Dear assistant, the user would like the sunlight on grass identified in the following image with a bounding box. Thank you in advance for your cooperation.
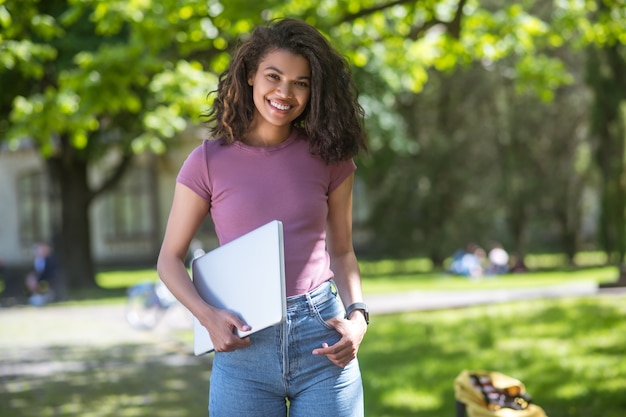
[525,251,608,268]
[381,388,441,412]
[91,255,619,300]
[554,382,589,400]
[360,295,626,417]
[360,257,434,275]
[3,293,626,417]
[96,269,158,289]
[360,265,617,294]
[8,255,624,417]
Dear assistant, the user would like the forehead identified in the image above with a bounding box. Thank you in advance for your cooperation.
[257,49,311,76]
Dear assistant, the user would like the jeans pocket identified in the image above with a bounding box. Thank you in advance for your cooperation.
[312,295,342,330]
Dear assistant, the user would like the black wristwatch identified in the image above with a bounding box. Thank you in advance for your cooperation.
[345,302,369,325]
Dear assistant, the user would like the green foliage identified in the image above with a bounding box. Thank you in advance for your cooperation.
[0,0,619,162]
[1,0,625,280]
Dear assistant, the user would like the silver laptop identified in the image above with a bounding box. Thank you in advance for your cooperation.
[191,220,286,356]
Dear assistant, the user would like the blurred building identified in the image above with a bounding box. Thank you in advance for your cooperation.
[0,133,218,270]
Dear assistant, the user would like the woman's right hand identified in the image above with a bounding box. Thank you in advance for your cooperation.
[156,184,252,352]
[201,305,252,352]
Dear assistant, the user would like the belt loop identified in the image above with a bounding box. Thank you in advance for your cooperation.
[305,292,315,316]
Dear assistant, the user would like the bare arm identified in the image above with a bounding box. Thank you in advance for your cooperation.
[157,183,250,352]
[312,173,367,366]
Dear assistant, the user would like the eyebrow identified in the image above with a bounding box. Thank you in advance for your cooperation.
[264,65,311,80]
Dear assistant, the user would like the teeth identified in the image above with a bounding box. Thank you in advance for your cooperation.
[270,100,291,111]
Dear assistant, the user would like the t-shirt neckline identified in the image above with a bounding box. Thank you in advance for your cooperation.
[233,129,300,153]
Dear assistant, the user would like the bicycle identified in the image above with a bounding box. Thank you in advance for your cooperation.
[125,279,178,330]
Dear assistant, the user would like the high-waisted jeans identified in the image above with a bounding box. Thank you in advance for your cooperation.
[208,280,364,416]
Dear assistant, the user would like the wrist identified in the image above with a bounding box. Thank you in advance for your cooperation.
[348,309,368,325]
[345,302,369,325]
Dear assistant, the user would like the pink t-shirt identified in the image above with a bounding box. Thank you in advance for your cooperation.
[177,128,356,296]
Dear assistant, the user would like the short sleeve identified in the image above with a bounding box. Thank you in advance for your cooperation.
[328,158,357,193]
[176,141,212,203]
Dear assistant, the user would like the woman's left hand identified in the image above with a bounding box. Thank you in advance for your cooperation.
[312,314,367,367]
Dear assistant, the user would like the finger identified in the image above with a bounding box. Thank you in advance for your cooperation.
[225,313,251,333]
[312,342,331,355]
[235,320,252,333]
[325,317,341,326]
[215,332,251,352]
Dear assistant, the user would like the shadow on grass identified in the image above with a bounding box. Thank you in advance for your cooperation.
[0,343,212,417]
[2,296,625,417]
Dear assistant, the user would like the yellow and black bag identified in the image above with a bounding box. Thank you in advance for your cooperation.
[454,370,547,417]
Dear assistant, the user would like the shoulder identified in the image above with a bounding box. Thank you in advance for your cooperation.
[185,138,229,163]
[200,137,227,154]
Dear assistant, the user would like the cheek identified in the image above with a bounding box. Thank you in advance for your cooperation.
[252,87,267,106]
[299,90,311,107]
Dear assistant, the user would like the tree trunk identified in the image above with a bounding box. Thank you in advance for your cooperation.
[48,140,97,289]
[586,41,626,278]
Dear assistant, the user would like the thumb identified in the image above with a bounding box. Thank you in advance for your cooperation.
[230,315,251,333]
[324,316,342,329]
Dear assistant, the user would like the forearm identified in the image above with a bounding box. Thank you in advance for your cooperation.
[156,253,213,321]
[330,250,364,308]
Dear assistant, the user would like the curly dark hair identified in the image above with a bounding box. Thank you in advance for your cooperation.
[206,18,367,163]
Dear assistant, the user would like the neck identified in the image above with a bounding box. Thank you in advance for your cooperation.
[243,121,292,147]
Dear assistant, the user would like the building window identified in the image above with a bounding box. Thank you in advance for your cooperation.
[17,171,51,246]
[103,165,155,241]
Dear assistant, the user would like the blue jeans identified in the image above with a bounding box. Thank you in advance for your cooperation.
[208,280,364,416]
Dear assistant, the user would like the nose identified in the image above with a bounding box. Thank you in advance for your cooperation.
[277,82,293,98]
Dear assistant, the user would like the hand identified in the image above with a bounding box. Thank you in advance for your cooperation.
[201,307,252,352]
[312,313,367,367]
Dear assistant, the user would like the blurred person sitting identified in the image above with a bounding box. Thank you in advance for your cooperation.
[449,242,485,279]
[25,242,57,306]
[486,243,509,275]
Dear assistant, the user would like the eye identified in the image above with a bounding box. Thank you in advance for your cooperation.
[266,73,280,81]
[295,81,310,88]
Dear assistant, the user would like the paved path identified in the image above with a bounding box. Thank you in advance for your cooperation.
[366,281,611,314]
[2,281,624,350]
[0,302,193,349]
[1,282,625,379]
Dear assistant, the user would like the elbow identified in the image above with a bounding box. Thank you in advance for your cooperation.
[156,249,180,282]
[156,252,167,281]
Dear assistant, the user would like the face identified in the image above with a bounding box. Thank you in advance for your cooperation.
[247,49,311,132]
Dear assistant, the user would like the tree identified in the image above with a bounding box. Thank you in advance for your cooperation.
[0,0,268,288]
[3,0,624,288]
[1,0,548,286]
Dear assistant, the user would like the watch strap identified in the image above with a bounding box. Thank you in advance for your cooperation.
[345,302,369,325]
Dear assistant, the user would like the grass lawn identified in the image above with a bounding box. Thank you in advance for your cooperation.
[361,294,626,417]
[74,259,618,306]
[2,254,624,416]
[2,294,624,417]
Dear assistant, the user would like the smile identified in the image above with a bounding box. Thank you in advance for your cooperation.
[269,100,292,111]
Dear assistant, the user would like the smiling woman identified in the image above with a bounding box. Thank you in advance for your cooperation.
[245,49,311,146]
[155,18,369,417]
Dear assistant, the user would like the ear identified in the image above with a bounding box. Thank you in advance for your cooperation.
[247,73,254,86]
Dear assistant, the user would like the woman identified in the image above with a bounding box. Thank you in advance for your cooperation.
[157,18,368,416]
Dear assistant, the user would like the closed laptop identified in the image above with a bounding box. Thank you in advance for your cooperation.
[191,220,286,356]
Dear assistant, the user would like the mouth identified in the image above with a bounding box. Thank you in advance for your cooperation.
[268,99,292,112]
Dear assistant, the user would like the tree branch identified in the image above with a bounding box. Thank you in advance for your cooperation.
[338,0,417,23]
[336,0,468,41]
[92,153,134,202]
[448,0,467,39]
